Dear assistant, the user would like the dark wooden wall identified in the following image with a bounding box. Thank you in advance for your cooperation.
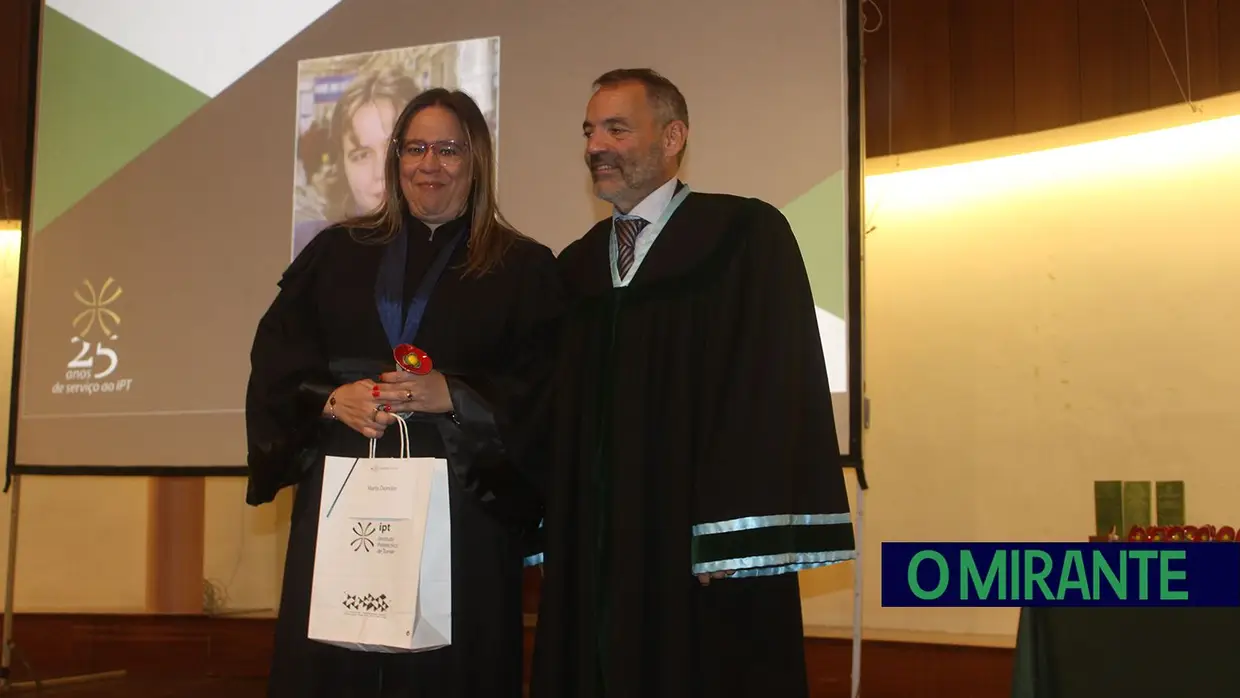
[4,613,1016,698]
[863,0,1240,157]
[0,0,36,222]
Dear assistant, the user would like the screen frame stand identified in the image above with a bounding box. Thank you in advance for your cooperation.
[0,3,124,691]
[0,476,127,692]
[0,473,127,689]
[850,477,865,698]
[846,0,867,696]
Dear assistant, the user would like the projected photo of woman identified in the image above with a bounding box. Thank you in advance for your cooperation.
[291,70,418,256]
[250,84,560,697]
[291,38,501,259]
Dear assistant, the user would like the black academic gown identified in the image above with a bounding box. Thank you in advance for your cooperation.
[529,188,856,698]
[245,210,563,698]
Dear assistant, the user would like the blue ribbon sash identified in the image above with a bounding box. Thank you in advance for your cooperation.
[374,222,468,349]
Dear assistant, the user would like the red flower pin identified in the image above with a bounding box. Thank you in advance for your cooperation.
[393,344,433,375]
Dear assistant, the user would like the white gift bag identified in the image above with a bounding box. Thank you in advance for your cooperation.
[307,415,452,653]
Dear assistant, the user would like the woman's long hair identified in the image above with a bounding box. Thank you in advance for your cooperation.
[343,87,525,277]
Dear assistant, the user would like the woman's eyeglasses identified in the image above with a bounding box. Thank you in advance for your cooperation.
[396,139,468,166]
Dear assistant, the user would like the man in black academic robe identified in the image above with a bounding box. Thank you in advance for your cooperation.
[529,69,857,698]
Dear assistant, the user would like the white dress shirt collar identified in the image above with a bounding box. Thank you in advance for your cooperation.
[614,176,679,223]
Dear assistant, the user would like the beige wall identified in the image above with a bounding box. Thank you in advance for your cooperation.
[3,92,1238,648]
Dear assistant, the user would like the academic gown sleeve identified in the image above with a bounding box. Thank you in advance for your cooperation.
[244,232,336,507]
[433,241,565,554]
[690,199,857,578]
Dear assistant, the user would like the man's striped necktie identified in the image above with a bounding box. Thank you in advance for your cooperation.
[615,216,649,279]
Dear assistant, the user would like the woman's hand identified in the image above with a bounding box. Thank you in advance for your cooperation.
[323,379,399,439]
[375,369,454,414]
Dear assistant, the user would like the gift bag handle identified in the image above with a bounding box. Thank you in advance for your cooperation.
[367,413,411,459]
[324,416,411,521]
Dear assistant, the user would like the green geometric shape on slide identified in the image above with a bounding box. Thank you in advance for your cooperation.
[30,8,209,234]
[782,170,847,319]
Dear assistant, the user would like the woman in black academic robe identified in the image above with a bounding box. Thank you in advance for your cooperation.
[245,88,563,698]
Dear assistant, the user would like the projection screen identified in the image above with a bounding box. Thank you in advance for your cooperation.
[10,0,863,475]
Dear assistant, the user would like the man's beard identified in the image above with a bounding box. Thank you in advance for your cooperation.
[588,145,663,206]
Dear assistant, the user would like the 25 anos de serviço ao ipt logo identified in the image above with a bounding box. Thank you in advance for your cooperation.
[52,277,134,397]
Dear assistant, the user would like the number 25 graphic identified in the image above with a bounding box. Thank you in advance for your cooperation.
[69,337,118,378]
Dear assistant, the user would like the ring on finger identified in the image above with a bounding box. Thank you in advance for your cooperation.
[405,390,413,401]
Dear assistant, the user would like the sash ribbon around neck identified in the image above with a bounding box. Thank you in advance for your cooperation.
[609,183,691,287]
[374,222,468,349]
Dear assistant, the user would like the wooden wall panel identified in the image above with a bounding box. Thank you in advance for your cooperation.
[1013,0,1081,133]
[1143,0,1194,108]
[1078,0,1152,122]
[1140,0,1224,108]
[861,0,892,156]
[0,0,35,223]
[863,0,1238,158]
[885,0,953,154]
[1,613,1015,698]
[1218,0,1240,94]
[948,0,1015,144]
[1184,0,1222,100]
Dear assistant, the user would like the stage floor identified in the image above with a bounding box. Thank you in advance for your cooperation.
[14,678,266,697]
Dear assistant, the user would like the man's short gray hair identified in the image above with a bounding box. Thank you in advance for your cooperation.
[592,68,689,129]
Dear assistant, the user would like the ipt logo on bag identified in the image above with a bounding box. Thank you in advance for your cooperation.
[351,522,377,551]
[351,520,401,555]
